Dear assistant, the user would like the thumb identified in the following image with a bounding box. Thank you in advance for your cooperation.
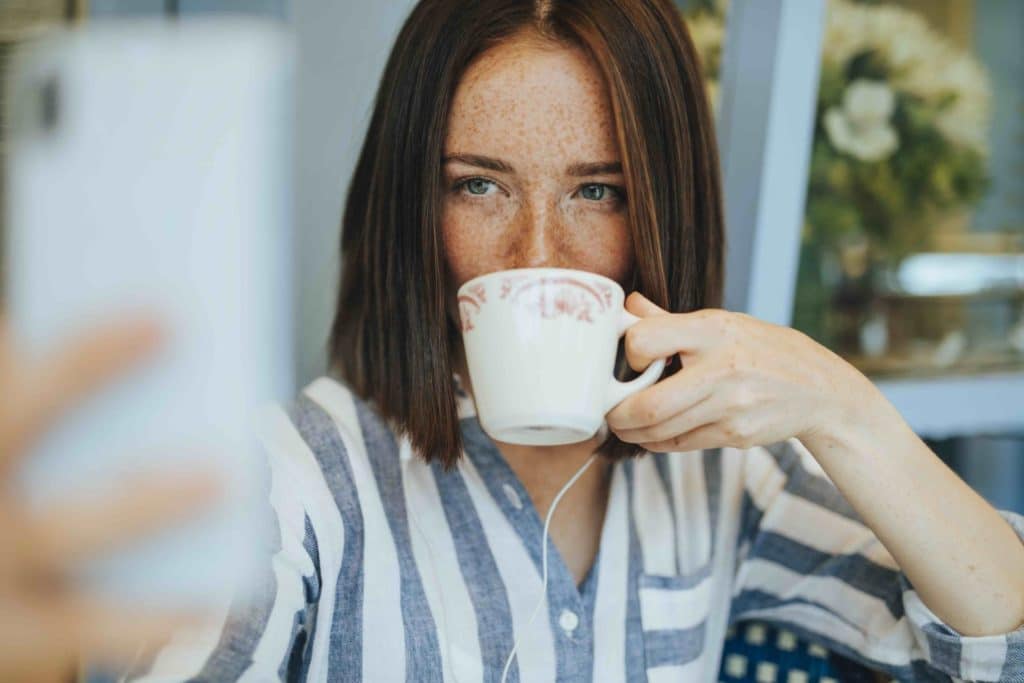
[625,291,668,317]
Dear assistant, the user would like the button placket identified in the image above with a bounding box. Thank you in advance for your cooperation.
[558,608,579,633]
[459,423,594,664]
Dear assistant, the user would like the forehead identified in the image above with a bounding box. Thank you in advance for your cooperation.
[444,35,619,165]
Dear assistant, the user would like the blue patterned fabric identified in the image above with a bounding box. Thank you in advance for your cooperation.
[107,375,1024,681]
[718,620,889,683]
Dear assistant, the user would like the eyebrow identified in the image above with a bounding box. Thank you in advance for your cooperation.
[442,154,622,177]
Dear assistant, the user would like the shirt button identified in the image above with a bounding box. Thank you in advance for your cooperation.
[559,609,579,633]
[502,483,523,510]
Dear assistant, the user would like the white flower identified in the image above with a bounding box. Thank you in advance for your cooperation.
[822,0,871,66]
[933,56,992,151]
[824,79,899,162]
[679,0,992,155]
[823,0,991,155]
[842,79,895,128]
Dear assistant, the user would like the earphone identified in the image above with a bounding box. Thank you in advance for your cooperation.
[500,452,598,683]
[407,418,608,683]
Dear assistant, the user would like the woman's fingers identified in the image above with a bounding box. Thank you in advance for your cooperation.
[0,314,165,468]
[623,296,729,369]
[612,391,723,447]
[639,421,729,454]
[30,468,222,570]
[70,597,211,671]
[0,466,219,681]
[0,593,79,683]
[606,361,717,432]
[0,591,209,682]
[0,315,218,680]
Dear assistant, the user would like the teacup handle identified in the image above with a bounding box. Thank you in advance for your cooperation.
[602,308,667,414]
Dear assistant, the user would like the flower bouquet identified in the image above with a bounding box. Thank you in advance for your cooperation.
[684,0,994,358]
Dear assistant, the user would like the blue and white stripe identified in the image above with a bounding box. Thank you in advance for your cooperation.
[125,374,1024,682]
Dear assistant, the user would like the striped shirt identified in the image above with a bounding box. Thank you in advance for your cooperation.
[126,373,1024,682]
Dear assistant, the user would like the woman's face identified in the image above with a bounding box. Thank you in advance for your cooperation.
[441,33,633,296]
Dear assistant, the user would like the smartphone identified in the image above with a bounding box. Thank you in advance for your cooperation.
[3,18,295,610]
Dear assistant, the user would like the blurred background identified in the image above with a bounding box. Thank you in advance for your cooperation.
[0,0,1020,519]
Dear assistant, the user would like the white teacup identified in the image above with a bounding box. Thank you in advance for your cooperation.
[456,267,667,446]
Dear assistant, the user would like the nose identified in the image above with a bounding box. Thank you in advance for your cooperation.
[509,202,569,270]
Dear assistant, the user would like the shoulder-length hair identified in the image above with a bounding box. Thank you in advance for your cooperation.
[329,0,725,471]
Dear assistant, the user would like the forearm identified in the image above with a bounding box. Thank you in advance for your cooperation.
[800,370,1024,637]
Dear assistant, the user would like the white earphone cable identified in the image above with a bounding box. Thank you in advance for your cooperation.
[500,452,597,683]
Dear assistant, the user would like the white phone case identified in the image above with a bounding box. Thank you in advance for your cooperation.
[3,18,295,609]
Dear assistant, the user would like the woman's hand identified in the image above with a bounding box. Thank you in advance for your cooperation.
[606,292,870,453]
[607,294,1024,639]
[0,314,219,683]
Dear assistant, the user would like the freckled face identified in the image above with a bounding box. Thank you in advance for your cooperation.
[441,34,634,295]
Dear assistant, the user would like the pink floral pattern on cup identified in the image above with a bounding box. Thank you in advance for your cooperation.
[457,283,487,332]
[459,275,615,333]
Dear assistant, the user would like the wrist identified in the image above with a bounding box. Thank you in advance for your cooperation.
[799,359,895,455]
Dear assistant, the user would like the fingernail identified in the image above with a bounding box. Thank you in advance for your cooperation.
[635,293,656,307]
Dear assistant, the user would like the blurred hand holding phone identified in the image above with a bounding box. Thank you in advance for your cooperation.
[3,18,295,613]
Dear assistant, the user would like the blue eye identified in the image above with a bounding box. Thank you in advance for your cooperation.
[459,178,495,195]
[580,183,625,203]
[452,178,625,205]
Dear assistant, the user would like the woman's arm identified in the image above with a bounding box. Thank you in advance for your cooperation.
[607,293,1024,638]
[799,371,1024,637]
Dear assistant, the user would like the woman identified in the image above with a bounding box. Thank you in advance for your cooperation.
[4,0,1023,681]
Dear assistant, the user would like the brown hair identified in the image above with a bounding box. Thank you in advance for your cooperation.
[329,0,725,470]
